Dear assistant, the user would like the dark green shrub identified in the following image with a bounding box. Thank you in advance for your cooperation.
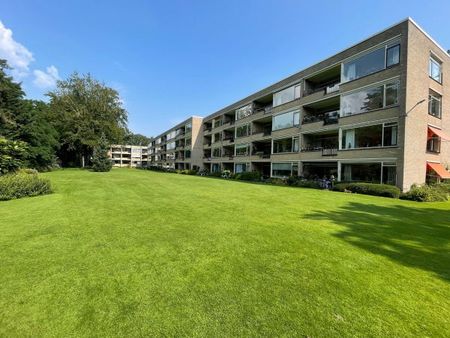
[235,171,261,181]
[0,137,28,175]
[333,182,401,198]
[179,169,197,175]
[269,178,287,185]
[400,185,448,202]
[286,175,299,186]
[209,172,222,177]
[0,171,52,201]
[296,180,322,189]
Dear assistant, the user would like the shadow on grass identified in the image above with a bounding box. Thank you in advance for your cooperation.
[305,202,450,281]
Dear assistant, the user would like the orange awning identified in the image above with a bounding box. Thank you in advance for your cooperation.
[427,162,450,179]
[428,126,450,140]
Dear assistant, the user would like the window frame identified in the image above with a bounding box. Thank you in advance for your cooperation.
[273,84,301,107]
[272,136,300,154]
[341,39,401,83]
[340,122,398,150]
[429,56,442,83]
[428,91,442,119]
[340,79,400,117]
[272,110,300,131]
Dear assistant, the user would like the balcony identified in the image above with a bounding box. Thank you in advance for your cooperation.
[302,110,339,125]
[303,64,341,97]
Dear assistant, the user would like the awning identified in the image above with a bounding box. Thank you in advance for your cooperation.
[428,126,450,140]
[427,162,450,179]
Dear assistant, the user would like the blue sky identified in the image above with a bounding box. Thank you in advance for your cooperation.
[2,0,450,136]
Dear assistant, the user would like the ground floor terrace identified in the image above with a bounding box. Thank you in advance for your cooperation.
[203,159,399,186]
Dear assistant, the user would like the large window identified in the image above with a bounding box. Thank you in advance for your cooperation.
[429,56,442,83]
[236,104,253,120]
[185,123,192,133]
[272,137,299,153]
[429,91,442,118]
[167,130,177,140]
[166,141,176,150]
[185,150,191,158]
[272,110,300,131]
[341,162,396,185]
[185,138,192,147]
[212,147,221,157]
[341,122,397,149]
[342,42,400,82]
[213,118,222,129]
[341,80,399,117]
[273,84,301,107]
[235,143,250,156]
[236,124,251,138]
[272,162,298,178]
[235,163,248,173]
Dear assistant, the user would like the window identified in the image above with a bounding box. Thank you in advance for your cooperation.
[386,45,400,67]
[341,80,399,117]
[341,122,397,149]
[235,163,247,173]
[236,124,251,138]
[166,142,176,150]
[342,42,400,82]
[273,137,298,153]
[212,147,221,157]
[385,82,399,106]
[236,104,253,120]
[383,123,398,147]
[342,163,381,183]
[213,133,222,143]
[429,91,442,118]
[212,163,221,173]
[272,110,300,131]
[185,138,192,146]
[272,163,297,177]
[429,56,442,83]
[273,84,301,107]
[185,123,192,133]
[213,118,222,128]
[185,150,191,158]
[427,136,441,153]
[167,130,177,140]
[235,144,250,156]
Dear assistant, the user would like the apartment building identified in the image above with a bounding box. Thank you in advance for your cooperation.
[109,145,148,168]
[148,18,450,191]
[148,116,203,170]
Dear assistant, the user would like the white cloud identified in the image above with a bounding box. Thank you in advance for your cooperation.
[0,21,34,78]
[33,65,60,89]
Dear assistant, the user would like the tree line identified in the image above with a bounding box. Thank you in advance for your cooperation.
[0,59,151,172]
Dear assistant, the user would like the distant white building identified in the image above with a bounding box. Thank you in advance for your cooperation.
[109,145,148,168]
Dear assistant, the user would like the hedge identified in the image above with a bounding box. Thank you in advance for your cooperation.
[333,182,401,198]
[0,171,52,201]
[400,184,448,202]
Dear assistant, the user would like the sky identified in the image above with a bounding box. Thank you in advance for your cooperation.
[1,0,450,137]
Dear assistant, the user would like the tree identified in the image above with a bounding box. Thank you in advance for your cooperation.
[0,60,58,170]
[47,72,128,167]
[123,132,151,145]
[0,60,26,137]
[91,133,112,172]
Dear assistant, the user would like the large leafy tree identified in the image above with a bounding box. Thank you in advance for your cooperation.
[0,60,58,170]
[0,60,24,137]
[123,132,151,145]
[48,73,128,167]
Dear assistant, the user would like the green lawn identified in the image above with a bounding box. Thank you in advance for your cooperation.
[0,169,449,337]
